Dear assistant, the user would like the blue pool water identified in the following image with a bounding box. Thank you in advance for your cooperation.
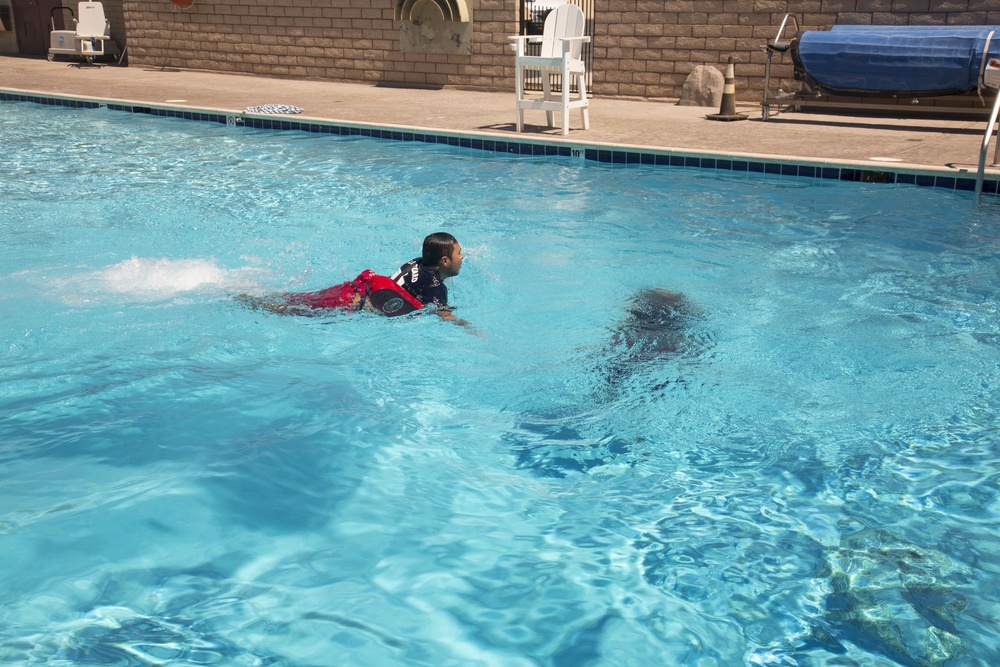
[2,101,1000,666]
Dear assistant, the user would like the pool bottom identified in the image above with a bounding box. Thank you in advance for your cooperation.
[2,98,999,666]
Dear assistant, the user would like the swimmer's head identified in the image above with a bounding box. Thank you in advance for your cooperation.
[423,232,463,278]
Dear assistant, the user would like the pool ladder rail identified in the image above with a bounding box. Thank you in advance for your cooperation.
[761,13,799,121]
[976,54,1000,198]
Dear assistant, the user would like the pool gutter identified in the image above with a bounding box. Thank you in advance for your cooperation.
[3,87,998,197]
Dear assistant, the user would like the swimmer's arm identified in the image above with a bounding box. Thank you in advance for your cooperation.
[436,306,481,334]
[436,307,465,325]
[438,310,471,326]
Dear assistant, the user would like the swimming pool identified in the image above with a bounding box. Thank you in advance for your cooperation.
[2,99,999,666]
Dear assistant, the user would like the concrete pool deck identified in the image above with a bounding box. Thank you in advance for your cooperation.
[3,54,999,182]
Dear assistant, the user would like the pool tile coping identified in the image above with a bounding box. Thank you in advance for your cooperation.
[3,89,997,196]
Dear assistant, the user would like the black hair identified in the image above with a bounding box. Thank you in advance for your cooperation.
[421,232,457,266]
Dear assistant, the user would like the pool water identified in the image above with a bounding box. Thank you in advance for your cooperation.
[2,101,999,666]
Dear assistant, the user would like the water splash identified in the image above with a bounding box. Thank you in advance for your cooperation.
[68,257,265,303]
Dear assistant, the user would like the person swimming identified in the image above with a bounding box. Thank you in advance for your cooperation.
[599,287,711,394]
[611,288,700,356]
[390,231,467,323]
[236,232,470,325]
[507,288,712,477]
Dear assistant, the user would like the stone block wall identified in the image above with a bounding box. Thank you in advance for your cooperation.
[120,0,1000,100]
[594,0,1000,99]
[121,0,516,89]
[93,0,127,54]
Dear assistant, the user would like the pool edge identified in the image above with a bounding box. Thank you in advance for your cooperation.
[3,87,998,197]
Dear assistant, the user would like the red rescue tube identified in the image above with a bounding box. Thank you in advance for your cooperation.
[170,0,195,8]
[364,274,423,317]
[284,270,372,310]
[283,271,423,317]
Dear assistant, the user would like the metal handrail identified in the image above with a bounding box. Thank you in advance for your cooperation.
[762,14,800,120]
[50,5,75,31]
[773,13,799,46]
[976,90,1000,198]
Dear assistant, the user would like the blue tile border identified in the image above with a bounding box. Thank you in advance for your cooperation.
[2,90,996,196]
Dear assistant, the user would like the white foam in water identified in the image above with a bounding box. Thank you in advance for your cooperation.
[71,256,264,303]
[460,244,489,262]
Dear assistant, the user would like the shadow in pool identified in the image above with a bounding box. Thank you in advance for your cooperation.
[598,287,711,396]
[200,428,369,532]
[802,519,971,666]
[506,288,714,477]
[506,417,637,478]
[25,562,275,666]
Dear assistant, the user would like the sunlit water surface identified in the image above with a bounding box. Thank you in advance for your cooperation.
[2,102,1000,666]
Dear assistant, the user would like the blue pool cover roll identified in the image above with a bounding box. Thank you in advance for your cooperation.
[793,25,1000,97]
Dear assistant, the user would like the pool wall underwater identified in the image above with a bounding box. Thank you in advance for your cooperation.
[3,89,998,196]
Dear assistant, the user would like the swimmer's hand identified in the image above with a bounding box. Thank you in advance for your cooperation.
[437,308,486,337]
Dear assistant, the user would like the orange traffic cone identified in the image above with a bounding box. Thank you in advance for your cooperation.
[706,56,748,121]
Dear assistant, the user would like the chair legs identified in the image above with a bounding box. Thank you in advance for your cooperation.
[514,67,589,135]
[542,74,555,128]
[515,66,525,133]
[556,71,588,136]
[561,82,570,136]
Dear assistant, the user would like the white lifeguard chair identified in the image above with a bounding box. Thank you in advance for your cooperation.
[48,2,114,65]
[508,3,590,135]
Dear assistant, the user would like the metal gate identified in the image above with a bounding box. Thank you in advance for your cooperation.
[518,0,594,94]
